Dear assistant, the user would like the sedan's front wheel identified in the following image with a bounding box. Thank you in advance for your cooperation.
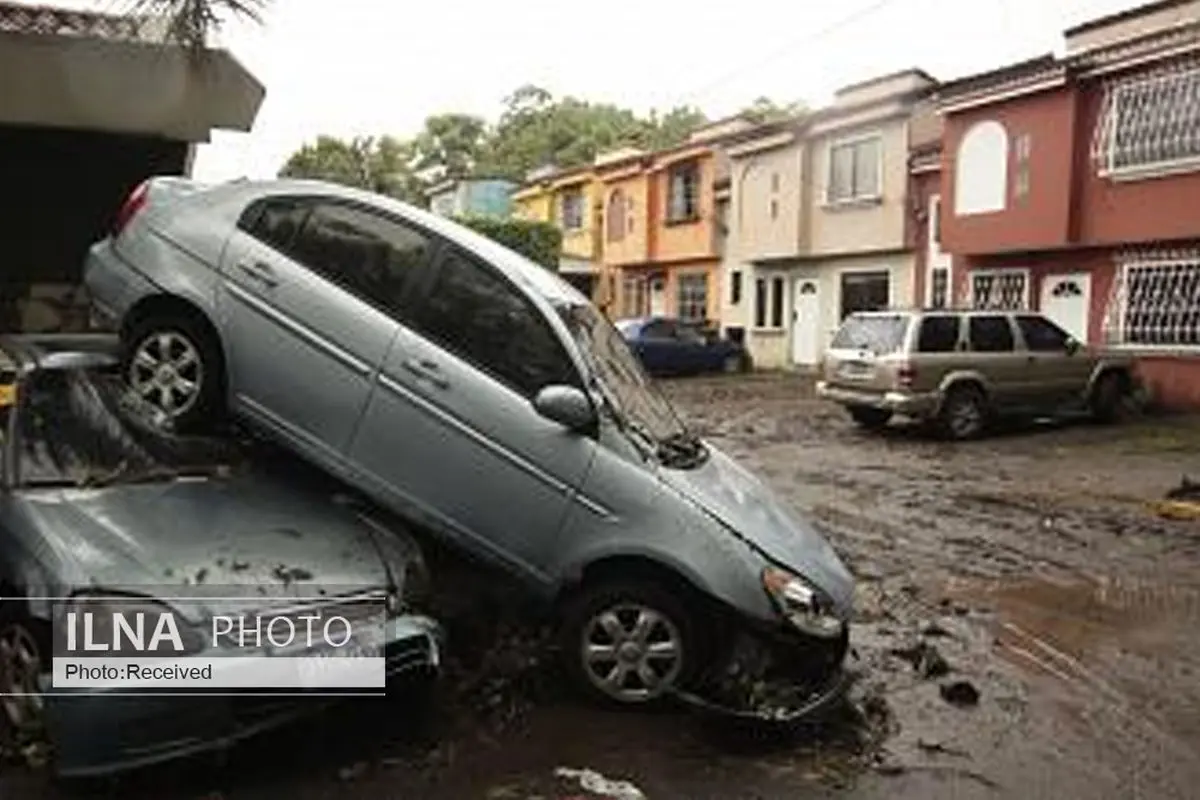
[0,611,46,743]
[123,313,223,432]
[559,580,699,706]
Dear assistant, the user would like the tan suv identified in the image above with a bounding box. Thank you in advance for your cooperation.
[815,309,1135,440]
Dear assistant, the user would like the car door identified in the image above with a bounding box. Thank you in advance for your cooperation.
[1015,314,1092,406]
[676,323,713,373]
[219,197,434,466]
[638,319,682,375]
[344,244,595,585]
[966,314,1024,411]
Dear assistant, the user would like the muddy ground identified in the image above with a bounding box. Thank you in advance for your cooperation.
[3,372,1199,799]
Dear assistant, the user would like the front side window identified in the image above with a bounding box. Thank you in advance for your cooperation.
[1017,315,1071,351]
[412,248,578,397]
[667,161,701,223]
[969,315,1015,352]
[827,136,881,203]
[290,202,434,320]
[676,274,708,323]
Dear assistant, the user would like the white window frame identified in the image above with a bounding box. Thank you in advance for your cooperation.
[825,132,883,206]
[925,194,953,308]
[752,271,789,331]
[676,273,709,323]
[1099,65,1200,181]
[1107,254,1200,351]
[838,267,893,320]
[927,266,953,309]
[969,267,1031,310]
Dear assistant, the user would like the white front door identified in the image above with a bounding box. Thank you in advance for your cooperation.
[791,280,821,366]
[649,277,667,316]
[1040,273,1091,342]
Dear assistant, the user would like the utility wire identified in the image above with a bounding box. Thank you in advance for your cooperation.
[669,0,905,108]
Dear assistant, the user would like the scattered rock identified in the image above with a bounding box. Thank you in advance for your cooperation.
[890,641,950,679]
[940,680,980,707]
[918,738,972,758]
[555,767,646,800]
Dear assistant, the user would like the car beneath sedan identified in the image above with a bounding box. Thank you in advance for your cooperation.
[615,316,749,377]
[84,177,854,718]
[0,335,441,777]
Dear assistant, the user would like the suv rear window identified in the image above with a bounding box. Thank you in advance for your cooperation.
[831,314,910,354]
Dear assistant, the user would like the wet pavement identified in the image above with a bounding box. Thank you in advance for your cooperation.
[4,372,1200,799]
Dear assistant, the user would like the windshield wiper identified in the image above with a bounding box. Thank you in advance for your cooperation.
[656,431,706,468]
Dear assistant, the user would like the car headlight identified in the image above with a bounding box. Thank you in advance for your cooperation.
[65,592,206,656]
[762,567,844,639]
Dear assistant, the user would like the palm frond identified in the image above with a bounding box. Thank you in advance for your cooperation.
[131,0,267,53]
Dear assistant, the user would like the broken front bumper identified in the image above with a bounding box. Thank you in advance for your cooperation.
[43,615,441,778]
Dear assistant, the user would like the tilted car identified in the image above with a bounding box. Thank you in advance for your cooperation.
[816,308,1136,439]
[84,177,855,711]
[0,335,440,777]
[615,316,750,377]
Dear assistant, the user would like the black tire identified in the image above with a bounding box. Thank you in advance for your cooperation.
[558,579,701,707]
[848,406,892,431]
[0,606,48,746]
[1090,371,1126,424]
[937,384,988,440]
[122,311,224,433]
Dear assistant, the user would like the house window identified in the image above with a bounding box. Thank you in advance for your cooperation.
[560,187,584,230]
[1104,252,1200,347]
[677,274,708,323]
[730,270,743,305]
[770,276,785,327]
[827,136,881,203]
[1013,133,1032,200]
[1094,65,1200,176]
[971,269,1029,310]
[955,120,1009,215]
[929,268,950,309]
[754,278,768,327]
[606,190,625,242]
[621,275,648,317]
[840,270,890,319]
[667,161,701,223]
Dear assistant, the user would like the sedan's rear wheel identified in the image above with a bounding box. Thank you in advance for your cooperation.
[123,313,223,432]
[559,580,698,706]
[0,612,45,742]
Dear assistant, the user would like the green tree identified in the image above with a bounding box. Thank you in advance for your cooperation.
[278,135,424,204]
[412,113,490,179]
[740,96,807,124]
[455,216,562,271]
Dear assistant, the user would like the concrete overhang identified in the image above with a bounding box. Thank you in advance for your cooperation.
[0,30,265,142]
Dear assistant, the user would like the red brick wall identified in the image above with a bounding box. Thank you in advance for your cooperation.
[941,87,1078,256]
[1136,357,1200,411]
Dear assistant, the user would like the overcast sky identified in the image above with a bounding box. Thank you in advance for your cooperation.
[59,0,1151,179]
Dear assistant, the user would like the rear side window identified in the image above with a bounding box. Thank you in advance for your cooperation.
[830,314,910,354]
[641,320,677,340]
[291,202,434,320]
[241,198,310,253]
[969,316,1015,352]
[411,247,579,397]
[1016,315,1071,351]
[917,315,961,353]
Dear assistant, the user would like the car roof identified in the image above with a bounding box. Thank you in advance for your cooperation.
[0,334,120,374]
[238,179,591,309]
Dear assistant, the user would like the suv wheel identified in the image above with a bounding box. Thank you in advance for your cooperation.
[938,385,988,440]
[1090,371,1126,423]
[559,579,699,707]
[123,313,223,432]
[848,406,892,431]
[0,610,45,744]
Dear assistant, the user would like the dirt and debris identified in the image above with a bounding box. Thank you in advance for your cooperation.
[271,565,314,585]
[3,373,1200,800]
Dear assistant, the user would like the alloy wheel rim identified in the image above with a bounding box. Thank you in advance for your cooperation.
[950,398,981,437]
[128,331,203,418]
[581,603,683,702]
[0,624,44,734]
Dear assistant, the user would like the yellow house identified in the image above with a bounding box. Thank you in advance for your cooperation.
[511,165,603,301]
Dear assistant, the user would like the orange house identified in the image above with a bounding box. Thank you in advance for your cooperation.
[598,118,748,325]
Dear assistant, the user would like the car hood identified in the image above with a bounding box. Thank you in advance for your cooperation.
[16,473,395,614]
[657,443,855,616]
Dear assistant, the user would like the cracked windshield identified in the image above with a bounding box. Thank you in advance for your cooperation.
[0,0,1198,799]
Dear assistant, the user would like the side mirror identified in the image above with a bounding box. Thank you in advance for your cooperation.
[1066,338,1081,355]
[533,385,597,432]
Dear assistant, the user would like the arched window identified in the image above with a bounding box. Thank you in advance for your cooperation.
[606,189,625,242]
[954,120,1008,216]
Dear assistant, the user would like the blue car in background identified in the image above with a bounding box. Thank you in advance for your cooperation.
[616,317,750,377]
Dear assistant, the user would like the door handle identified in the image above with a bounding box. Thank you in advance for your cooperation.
[402,358,449,389]
[237,261,278,288]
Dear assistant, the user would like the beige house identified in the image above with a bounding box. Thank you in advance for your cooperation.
[720,70,937,368]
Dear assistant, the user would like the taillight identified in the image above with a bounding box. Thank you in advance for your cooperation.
[111,180,149,238]
[897,363,917,388]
